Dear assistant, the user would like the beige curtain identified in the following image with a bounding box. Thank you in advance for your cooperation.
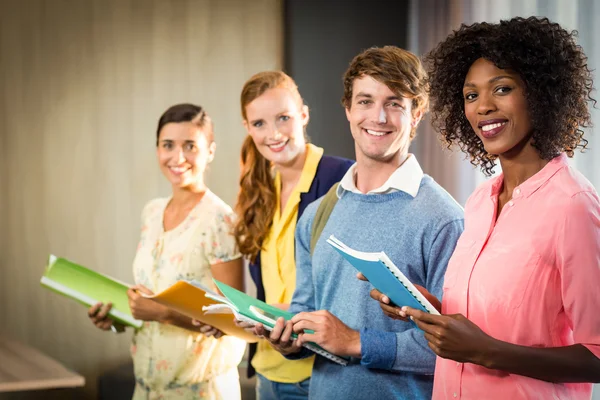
[0,0,282,398]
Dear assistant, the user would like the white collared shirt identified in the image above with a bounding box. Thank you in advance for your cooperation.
[336,154,424,198]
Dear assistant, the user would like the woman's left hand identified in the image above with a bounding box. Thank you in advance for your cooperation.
[127,284,169,322]
[403,307,497,366]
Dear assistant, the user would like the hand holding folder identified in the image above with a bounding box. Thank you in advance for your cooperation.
[357,272,441,321]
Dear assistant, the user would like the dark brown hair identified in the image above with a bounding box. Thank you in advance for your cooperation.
[156,103,214,145]
[342,46,429,138]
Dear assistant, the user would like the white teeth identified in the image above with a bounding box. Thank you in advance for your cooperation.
[481,122,506,132]
[170,167,188,173]
[268,141,287,149]
[366,129,388,136]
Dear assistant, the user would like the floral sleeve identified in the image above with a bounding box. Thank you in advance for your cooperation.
[205,209,242,265]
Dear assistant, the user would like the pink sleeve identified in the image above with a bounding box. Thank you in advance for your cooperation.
[556,191,600,358]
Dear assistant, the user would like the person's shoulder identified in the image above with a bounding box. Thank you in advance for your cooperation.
[141,197,168,220]
[418,175,464,220]
[203,190,234,214]
[318,154,354,177]
[552,163,598,200]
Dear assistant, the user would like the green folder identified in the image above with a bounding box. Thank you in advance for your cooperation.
[40,255,143,329]
[210,279,349,365]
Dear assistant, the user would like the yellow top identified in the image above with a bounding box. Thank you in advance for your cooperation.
[251,144,323,383]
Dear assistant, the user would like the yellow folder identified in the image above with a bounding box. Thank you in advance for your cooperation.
[142,281,258,343]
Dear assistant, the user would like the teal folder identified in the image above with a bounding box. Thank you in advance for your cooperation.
[327,235,441,316]
[206,279,349,366]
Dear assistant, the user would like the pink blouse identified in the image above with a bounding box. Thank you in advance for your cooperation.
[433,154,600,400]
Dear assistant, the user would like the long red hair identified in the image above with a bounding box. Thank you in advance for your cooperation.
[233,71,304,260]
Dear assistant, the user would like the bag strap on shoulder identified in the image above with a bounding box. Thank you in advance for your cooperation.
[310,183,340,256]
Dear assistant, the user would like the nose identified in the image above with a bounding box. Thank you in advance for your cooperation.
[373,105,387,124]
[476,92,497,115]
[174,147,185,163]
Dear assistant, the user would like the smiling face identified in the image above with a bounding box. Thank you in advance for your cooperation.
[243,87,308,167]
[156,122,215,188]
[345,75,421,164]
[463,58,533,157]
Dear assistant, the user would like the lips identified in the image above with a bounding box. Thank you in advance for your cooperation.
[478,119,508,139]
[266,139,288,153]
[169,166,190,176]
[363,128,392,137]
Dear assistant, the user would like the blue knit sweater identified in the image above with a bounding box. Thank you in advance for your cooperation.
[289,175,464,400]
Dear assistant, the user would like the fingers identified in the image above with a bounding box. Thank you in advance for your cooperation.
[88,302,102,318]
[267,318,286,342]
[369,289,390,304]
[94,302,113,321]
[127,287,138,300]
[356,272,368,282]
[253,323,268,338]
[402,306,439,325]
[132,285,153,296]
[192,319,202,327]
[279,320,295,343]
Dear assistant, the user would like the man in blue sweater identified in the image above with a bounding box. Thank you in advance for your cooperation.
[254,46,464,399]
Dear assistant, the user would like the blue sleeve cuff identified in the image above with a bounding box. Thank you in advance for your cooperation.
[360,328,397,370]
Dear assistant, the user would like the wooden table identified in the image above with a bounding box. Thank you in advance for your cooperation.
[0,337,84,392]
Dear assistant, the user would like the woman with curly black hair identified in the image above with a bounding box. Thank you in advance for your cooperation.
[367,16,600,399]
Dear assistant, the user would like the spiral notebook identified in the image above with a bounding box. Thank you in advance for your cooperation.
[206,279,349,366]
[326,235,441,317]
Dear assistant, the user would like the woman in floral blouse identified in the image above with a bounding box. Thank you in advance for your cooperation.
[88,103,246,399]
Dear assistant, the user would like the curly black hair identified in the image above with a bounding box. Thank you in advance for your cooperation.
[425,16,595,175]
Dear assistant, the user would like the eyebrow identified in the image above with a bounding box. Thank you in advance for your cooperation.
[463,75,515,88]
[355,92,402,101]
[159,139,196,143]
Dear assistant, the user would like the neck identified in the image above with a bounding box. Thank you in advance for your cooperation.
[170,182,207,206]
[497,137,549,194]
[355,150,409,193]
[274,146,307,189]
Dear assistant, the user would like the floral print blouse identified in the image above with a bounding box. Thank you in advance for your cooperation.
[130,191,245,400]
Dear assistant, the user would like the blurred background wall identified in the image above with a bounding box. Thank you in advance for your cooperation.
[0,0,598,399]
[0,0,282,398]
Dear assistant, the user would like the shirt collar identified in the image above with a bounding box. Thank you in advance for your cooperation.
[274,143,324,194]
[489,153,569,198]
[337,154,424,198]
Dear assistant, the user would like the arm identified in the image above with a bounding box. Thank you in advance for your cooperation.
[406,192,600,382]
[358,219,464,373]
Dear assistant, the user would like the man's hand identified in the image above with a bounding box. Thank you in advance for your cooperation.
[253,317,303,356]
[357,272,441,321]
[291,310,361,358]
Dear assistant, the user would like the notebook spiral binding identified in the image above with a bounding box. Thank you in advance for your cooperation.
[380,260,430,312]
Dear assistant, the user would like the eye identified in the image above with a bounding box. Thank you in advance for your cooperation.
[387,101,404,109]
[464,92,477,101]
[495,86,512,95]
[162,142,173,149]
[357,99,372,105]
[278,115,290,122]
[252,120,264,128]
[184,142,196,151]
